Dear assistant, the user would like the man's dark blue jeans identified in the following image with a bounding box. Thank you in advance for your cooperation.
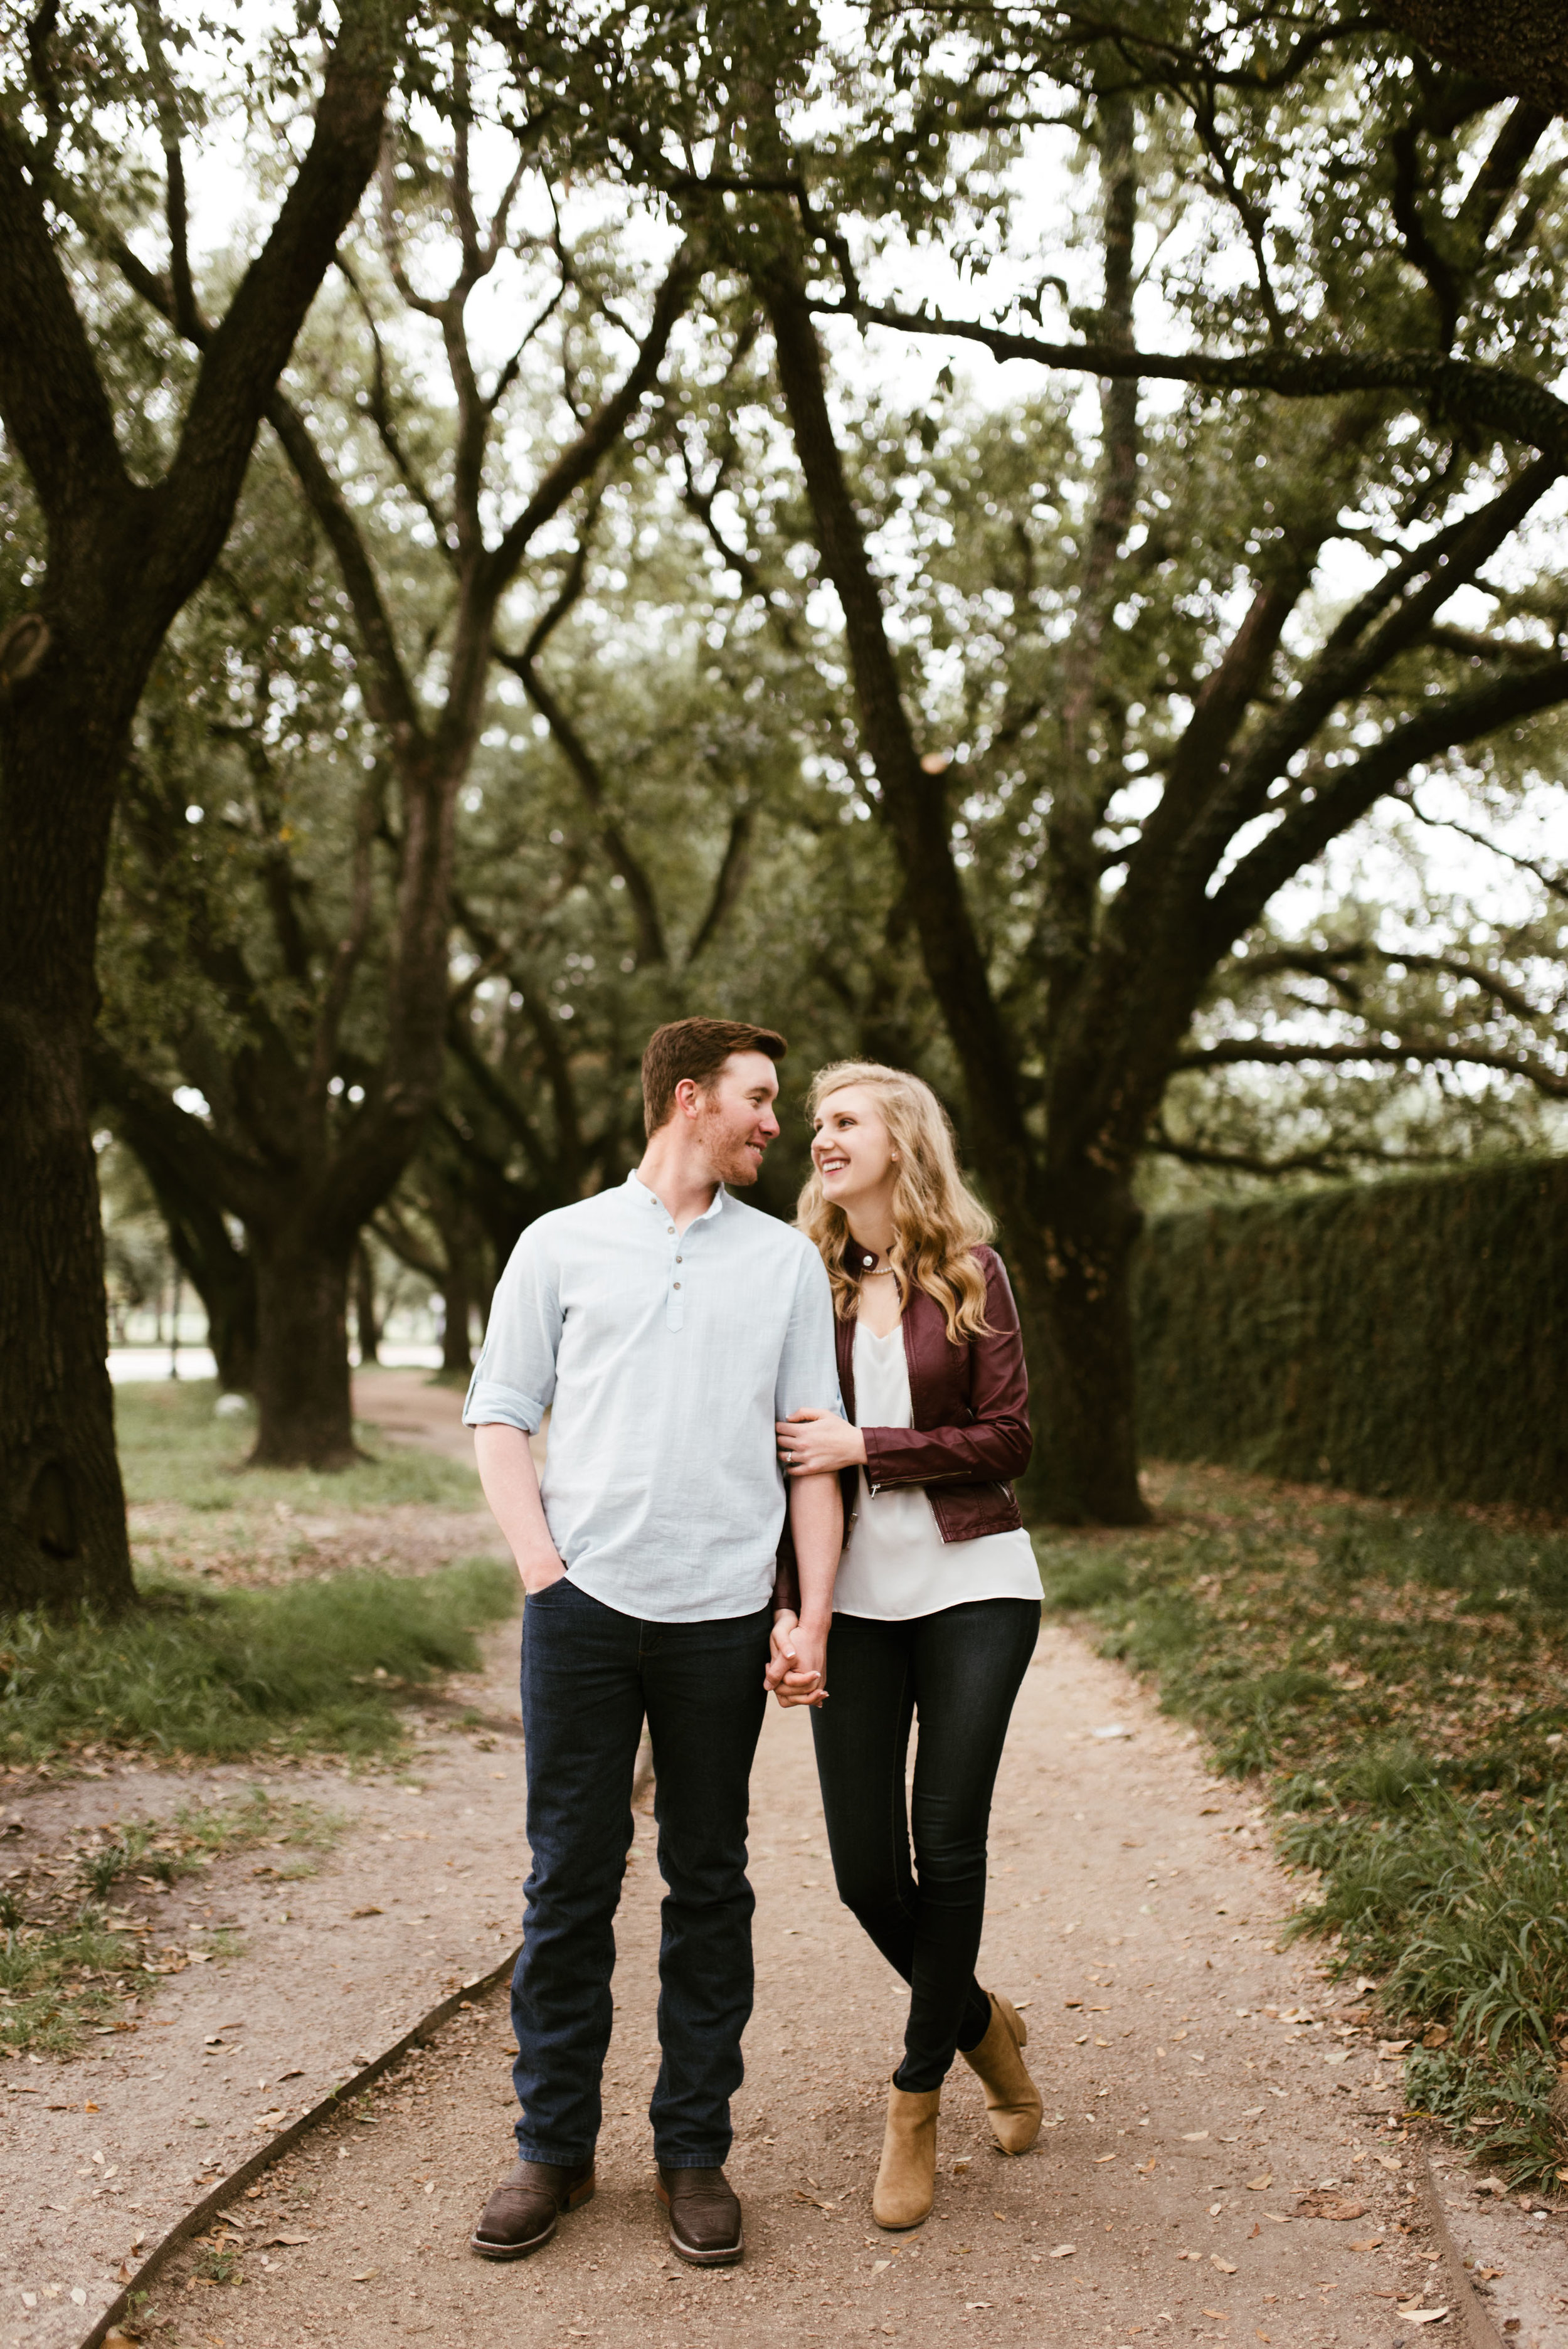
[512,1572,771,2170]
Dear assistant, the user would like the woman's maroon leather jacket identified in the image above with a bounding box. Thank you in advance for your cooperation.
[773,1244,1032,1611]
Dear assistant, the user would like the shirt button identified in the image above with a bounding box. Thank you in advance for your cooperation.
[673,1281,681,1290]
[675,1256,682,1264]
[667,1225,675,1234]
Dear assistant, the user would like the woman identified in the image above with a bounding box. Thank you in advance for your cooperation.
[771,1060,1043,2230]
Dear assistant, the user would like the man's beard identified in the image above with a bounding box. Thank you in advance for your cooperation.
[697,1104,763,1187]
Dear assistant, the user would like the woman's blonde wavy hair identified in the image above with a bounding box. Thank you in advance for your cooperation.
[796,1061,994,1342]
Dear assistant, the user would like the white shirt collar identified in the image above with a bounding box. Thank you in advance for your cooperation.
[627,1170,727,1224]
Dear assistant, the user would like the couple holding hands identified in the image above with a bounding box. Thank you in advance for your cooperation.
[464,1017,1043,2269]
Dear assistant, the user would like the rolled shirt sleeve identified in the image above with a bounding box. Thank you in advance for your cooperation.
[463,1224,561,1435]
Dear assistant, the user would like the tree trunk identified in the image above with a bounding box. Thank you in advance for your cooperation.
[153,1180,257,1393]
[440,1263,472,1376]
[0,692,135,1616]
[353,1242,381,1367]
[248,1226,358,1468]
[1007,1162,1148,1527]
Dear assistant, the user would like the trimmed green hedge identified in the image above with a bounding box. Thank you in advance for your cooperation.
[1131,1157,1568,1511]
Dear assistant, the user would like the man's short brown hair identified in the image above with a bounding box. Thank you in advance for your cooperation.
[641,1018,787,1137]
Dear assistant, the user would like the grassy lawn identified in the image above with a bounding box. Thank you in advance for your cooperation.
[1036,1460,1568,2189]
[0,1556,517,1764]
[1,1788,339,2054]
[117,1377,480,1518]
[0,1381,515,1766]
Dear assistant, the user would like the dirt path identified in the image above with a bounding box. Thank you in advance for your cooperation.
[350,1372,479,1466]
[139,1621,1510,2349]
[11,1384,1559,2347]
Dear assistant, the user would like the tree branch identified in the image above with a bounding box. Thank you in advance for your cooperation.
[809,299,1568,466]
[494,646,668,965]
[0,124,130,523]
[263,390,423,738]
[1172,1034,1568,1096]
[484,246,697,593]
[145,3,399,616]
[1400,789,1568,899]
[1207,653,1568,944]
[685,801,755,963]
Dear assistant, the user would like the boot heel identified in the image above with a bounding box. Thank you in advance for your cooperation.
[962,1991,1043,2156]
[565,2173,596,2211]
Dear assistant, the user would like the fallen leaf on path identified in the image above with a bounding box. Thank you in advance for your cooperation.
[1295,2193,1367,2221]
[1203,2311,1228,2321]
[1350,2238,1384,2252]
[1476,2267,1503,2282]
[1063,1998,1083,2008]
[1047,2243,1075,2258]
[1180,2131,1209,2141]
[1094,2153,1116,2164]
[349,2271,377,2283]
[871,2260,890,2274]
[1263,2214,1292,2225]
[1397,2310,1448,2326]
[349,1906,383,1919]
[262,2233,310,2247]
[1374,2153,1402,2171]
[1211,2256,1237,2273]
[1095,2037,1111,2047]
[1246,2175,1273,2190]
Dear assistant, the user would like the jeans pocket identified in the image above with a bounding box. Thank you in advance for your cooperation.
[524,1573,571,1603]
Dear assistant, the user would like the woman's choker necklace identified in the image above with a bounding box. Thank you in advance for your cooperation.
[856,1248,897,1278]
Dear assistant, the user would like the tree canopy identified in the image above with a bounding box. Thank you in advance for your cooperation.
[4,1,1568,1601]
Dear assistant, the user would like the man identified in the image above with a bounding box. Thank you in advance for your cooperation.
[465,1017,842,2271]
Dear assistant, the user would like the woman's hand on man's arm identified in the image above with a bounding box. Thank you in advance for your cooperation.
[776,1406,867,1477]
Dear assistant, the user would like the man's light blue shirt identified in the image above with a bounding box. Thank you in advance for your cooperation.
[463,1172,842,1622]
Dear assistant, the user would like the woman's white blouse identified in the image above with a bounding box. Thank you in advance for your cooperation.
[830,1320,1042,1622]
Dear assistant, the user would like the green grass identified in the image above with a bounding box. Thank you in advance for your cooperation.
[2,1789,336,2054]
[1036,1463,1568,2188]
[0,1557,518,1763]
[73,1784,341,1895]
[115,1377,481,1512]
[0,1906,135,2056]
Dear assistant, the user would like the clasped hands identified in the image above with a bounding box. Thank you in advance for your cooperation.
[766,1609,829,1710]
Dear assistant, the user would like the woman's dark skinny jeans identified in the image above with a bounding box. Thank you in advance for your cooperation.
[810,1596,1039,2094]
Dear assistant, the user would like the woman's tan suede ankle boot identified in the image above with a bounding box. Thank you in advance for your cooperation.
[872,2077,941,2229]
[961,1991,1043,2155]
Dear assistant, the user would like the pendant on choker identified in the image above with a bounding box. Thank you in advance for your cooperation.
[861,1252,876,1268]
